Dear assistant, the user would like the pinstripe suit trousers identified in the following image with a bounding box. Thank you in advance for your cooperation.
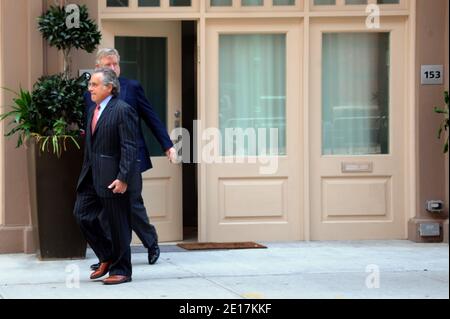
[74,169,133,277]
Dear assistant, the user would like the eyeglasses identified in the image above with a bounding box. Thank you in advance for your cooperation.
[88,82,102,88]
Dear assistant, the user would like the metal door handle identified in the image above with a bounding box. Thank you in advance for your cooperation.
[174,110,181,128]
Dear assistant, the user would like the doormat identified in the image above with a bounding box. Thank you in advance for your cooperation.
[177,242,267,251]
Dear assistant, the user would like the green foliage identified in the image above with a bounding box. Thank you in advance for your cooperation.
[31,73,88,135]
[0,73,88,157]
[434,91,449,153]
[0,87,38,148]
[37,4,101,53]
[1,3,100,157]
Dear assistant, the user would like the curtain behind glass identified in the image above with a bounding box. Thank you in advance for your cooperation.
[322,33,390,155]
[219,34,286,156]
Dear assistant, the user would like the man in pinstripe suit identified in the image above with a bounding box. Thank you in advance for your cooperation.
[74,68,140,285]
[86,48,177,271]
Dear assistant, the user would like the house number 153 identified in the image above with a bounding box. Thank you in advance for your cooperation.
[421,65,444,85]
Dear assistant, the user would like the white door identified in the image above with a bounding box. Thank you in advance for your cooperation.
[201,19,304,242]
[102,21,183,243]
[309,18,408,240]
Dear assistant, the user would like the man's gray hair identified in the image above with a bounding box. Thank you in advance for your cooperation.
[93,67,120,97]
[96,48,120,65]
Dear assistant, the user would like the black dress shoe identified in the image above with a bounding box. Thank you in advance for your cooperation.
[148,245,160,265]
[90,262,100,271]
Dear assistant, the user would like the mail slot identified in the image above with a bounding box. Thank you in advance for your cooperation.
[341,162,373,173]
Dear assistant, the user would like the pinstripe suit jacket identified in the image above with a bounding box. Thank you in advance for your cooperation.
[76,96,141,198]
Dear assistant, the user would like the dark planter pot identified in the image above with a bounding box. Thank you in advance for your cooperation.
[31,138,86,260]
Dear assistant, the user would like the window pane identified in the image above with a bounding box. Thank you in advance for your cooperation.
[170,0,191,6]
[138,0,160,6]
[211,0,232,5]
[377,0,399,4]
[322,33,390,155]
[345,0,367,4]
[274,0,296,5]
[242,0,264,6]
[107,0,129,7]
[116,36,168,157]
[314,0,335,5]
[219,34,286,156]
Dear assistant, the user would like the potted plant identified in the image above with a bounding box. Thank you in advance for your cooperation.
[0,3,101,259]
[434,91,449,153]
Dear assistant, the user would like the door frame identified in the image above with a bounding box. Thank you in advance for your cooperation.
[100,19,184,243]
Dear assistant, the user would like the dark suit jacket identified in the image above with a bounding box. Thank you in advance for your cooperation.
[77,96,141,198]
[84,77,173,172]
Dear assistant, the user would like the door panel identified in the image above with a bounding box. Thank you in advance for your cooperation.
[309,17,407,240]
[102,21,182,242]
[203,19,303,242]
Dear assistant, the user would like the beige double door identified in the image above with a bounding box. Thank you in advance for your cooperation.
[101,21,183,243]
[203,17,408,242]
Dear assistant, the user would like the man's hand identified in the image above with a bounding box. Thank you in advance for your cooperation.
[108,179,128,194]
[165,147,178,164]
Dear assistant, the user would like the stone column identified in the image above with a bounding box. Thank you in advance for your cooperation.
[0,0,43,253]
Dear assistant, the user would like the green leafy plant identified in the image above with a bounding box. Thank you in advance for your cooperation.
[434,91,449,153]
[0,87,40,148]
[1,3,100,157]
[37,4,101,77]
[1,73,89,156]
[31,73,87,134]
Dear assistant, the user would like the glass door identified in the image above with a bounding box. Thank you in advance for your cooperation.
[309,18,407,240]
[202,19,304,242]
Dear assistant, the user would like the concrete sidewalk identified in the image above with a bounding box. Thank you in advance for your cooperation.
[0,240,448,299]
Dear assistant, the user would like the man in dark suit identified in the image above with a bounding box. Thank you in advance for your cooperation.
[74,68,139,285]
[85,48,177,271]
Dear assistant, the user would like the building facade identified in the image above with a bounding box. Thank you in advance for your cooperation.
[0,0,448,253]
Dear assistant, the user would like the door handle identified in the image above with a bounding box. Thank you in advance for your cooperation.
[174,109,181,128]
[172,109,182,146]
